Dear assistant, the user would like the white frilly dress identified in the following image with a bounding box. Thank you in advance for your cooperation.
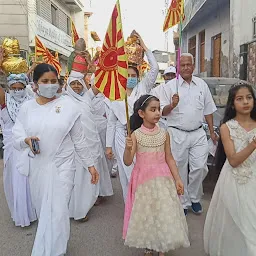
[204,119,256,256]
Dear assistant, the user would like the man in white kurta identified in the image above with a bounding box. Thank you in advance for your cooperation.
[161,54,217,215]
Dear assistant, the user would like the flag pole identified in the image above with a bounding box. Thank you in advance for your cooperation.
[125,94,131,137]
[176,16,183,93]
[35,36,37,63]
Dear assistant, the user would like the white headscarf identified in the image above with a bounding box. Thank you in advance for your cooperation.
[65,71,102,158]
[6,73,32,122]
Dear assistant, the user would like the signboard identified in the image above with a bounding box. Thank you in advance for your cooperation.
[36,15,72,51]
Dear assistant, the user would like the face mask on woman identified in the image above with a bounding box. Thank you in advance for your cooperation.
[38,84,59,99]
[10,89,26,101]
[127,77,138,89]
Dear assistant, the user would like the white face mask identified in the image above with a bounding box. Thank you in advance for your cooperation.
[38,84,59,99]
[10,89,26,101]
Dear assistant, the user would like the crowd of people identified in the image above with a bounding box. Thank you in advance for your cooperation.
[1,33,256,256]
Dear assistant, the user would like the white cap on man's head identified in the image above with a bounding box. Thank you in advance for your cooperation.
[163,66,176,75]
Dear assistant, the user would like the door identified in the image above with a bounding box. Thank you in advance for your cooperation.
[212,34,221,77]
[199,31,205,73]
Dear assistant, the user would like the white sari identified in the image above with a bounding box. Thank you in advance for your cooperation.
[13,97,96,256]
[0,92,36,227]
[66,76,113,220]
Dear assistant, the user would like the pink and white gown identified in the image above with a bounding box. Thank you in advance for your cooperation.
[123,125,190,253]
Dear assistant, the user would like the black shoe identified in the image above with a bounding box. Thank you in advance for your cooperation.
[191,202,203,215]
[184,209,188,216]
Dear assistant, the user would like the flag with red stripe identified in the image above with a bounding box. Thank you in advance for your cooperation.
[71,20,79,46]
[35,36,62,75]
[163,0,185,32]
[95,0,128,101]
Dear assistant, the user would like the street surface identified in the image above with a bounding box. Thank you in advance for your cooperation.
[0,160,212,256]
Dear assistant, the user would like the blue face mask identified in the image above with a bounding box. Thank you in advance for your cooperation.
[127,77,138,89]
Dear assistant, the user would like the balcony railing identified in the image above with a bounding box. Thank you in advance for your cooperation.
[61,0,84,11]
[183,0,207,29]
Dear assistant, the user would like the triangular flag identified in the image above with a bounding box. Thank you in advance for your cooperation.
[163,0,185,32]
[94,0,128,101]
[71,20,79,46]
[35,36,62,75]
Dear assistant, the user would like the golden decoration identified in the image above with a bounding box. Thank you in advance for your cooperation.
[0,37,28,74]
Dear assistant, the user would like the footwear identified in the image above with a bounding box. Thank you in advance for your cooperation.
[110,172,117,178]
[191,202,203,214]
[77,216,89,223]
[184,209,188,216]
[94,197,102,206]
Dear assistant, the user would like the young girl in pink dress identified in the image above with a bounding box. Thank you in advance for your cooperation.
[123,95,190,256]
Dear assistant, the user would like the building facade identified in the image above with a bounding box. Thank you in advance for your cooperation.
[181,0,256,84]
[0,0,88,76]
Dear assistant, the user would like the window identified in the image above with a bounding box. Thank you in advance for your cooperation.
[51,4,58,27]
[199,30,205,73]
[188,36,196,63]
[253,17,256,38]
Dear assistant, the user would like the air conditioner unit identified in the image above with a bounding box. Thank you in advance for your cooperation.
[20,50,28,61]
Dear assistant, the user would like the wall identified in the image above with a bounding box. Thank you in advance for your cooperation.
[0,0,29,50]
[230,0,256,79]
[237,0,256,45]
[182,1,230,77]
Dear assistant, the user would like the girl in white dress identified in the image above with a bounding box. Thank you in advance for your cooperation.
[204,82,256,256]
[12,64,99,256]
[0,73,36,227]
[106,33,159,201]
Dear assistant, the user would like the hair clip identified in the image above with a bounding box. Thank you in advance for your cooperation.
[232,80,250,88]
[141,95,155,107]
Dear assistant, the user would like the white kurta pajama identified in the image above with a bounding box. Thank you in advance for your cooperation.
[106,50,159,201]
[0,92,36,227]
[160,76,217,209]
[13,97,97,256]
[150,82,170,130]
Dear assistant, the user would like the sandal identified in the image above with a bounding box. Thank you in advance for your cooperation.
[144,249,153,256]
[77,216,89,223]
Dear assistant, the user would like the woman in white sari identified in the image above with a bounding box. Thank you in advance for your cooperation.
[106,33,159,201]
[67,71,113,220]
[12,64,99,256]
[0,73,36,227]
[89,75,118,178]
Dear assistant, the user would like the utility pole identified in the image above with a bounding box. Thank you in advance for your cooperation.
[164,0,170,52]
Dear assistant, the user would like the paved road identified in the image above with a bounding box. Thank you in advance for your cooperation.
[0,160,213,256]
